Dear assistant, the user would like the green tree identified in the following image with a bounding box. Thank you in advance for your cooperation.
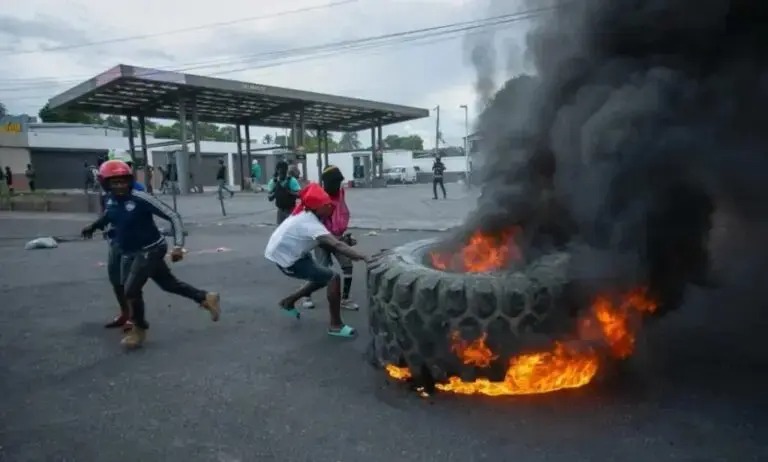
[283,129,339,152]
[337,132,361,151]
[0,101,6,118]
[383,134,424,150]
[219,125,236,142]
[153,123,182,140]
[262,134,273,144]
[38,102,99,124]
[100,115,158,136]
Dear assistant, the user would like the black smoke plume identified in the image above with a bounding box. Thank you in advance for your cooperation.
[462,0,768,314]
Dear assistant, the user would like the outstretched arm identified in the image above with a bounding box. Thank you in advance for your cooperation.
[133,190,185,248]
[87,213,110,231]
[316,234,366,261]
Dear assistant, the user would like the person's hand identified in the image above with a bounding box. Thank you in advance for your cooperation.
[81,225,95,239]
[342,233,357,246]
[170,246,185,262]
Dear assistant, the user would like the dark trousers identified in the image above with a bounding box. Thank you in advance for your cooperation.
[122,242,207,329]
[276,208,292,224]
[433,178,446,198]
[107,243,129,315]
[28,181,35,192]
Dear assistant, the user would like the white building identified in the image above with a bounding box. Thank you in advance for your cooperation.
[0,122,469,190]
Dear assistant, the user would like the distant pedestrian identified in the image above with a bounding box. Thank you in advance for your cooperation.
[25,164,35,192]
[145,166,154,194]
[5,166,13,195]
[0,167,6,195]
[250,159,262,192]
[216,159,234,199]
[157,166,168,193]
[267,160,301,224]
[432,155,446,199]
[84,161,95,193]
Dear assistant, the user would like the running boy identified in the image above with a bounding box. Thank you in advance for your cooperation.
[81,160,221,349]
[99,168,145,330]
[264,183,367,338]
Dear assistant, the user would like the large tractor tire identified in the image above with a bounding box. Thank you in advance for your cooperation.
[367,238,574,387]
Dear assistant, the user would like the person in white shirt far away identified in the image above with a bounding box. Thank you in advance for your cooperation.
[264,183,368,338]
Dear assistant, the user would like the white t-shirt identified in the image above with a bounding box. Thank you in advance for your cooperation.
[264,211,331,267]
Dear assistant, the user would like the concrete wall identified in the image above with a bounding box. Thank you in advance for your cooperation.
[28,123,124,137]
[26,131,248,154]
[11,125,473,190]
[0,132,32,190]
[300,150,468,183]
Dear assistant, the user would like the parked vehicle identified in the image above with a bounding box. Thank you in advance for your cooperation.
[383,165,418,184]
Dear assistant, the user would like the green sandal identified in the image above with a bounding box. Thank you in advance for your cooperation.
[280,306,300,319]
[327,324,356,338]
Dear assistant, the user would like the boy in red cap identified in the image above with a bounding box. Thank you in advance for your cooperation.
[264,183,368,338]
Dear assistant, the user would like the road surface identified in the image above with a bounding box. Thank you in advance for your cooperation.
[0,216,765,461]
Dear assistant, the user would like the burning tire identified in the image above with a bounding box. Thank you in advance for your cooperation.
[366,237,576,387]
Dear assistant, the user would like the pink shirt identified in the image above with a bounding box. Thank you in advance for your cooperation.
[322,188,350,236]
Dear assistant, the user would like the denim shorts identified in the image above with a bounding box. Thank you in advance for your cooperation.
[278,254,335,285]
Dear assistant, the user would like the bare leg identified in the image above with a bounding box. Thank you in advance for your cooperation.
[326,274,342,328]
[279,280,325,309]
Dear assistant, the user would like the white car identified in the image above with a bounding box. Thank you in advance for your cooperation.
[383,165,418,184]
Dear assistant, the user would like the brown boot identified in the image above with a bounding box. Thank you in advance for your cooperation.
[120,324,146,349]
[201,292,221,322]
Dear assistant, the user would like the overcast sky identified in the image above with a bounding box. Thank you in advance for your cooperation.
[0,0,535,148]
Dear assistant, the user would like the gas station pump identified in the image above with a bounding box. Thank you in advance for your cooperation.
[352,154,372,187]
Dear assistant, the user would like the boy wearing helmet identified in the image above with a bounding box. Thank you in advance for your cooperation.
[99,165,146,330]
[82,160,221,349]
[264,183,368,338]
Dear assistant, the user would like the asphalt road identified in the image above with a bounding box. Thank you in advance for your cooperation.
[0,216,766,462]
[142,182,478,231]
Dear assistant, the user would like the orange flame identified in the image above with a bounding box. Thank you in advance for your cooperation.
[450,331,499,367]
[430,228,522,273]
[385,288,657,396]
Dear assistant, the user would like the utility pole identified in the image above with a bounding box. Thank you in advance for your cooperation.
[459,104,469,188]
[433,105,440,156]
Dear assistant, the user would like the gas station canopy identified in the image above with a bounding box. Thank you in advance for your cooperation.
[47,64,429,132]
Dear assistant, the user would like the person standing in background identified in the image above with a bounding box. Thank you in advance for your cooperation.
[25,164,35,192]
[432,155,446,200]
[216,159,234,199]
[145,166,154,194]
[5,166,13,195]
[267,160,301,224]
[250,160,262,192]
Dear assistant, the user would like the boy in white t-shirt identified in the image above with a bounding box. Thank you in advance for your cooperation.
[265,183,368,338]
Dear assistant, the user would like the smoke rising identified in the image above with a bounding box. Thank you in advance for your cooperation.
[465,0,768,314]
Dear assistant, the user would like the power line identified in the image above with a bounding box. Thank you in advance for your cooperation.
[2,9,537,89]
[0,3,567,104]
[0,0,357,59]
[0,4,559,94]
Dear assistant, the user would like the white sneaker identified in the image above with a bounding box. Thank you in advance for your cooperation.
[300,297,315,309]
[341,299,360,311]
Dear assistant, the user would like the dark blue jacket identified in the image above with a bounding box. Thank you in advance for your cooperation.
[102,181,145,240]
[93,189,184,253]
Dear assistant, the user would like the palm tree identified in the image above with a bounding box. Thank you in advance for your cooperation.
[338,132,361,151]
[262,133,273,144]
